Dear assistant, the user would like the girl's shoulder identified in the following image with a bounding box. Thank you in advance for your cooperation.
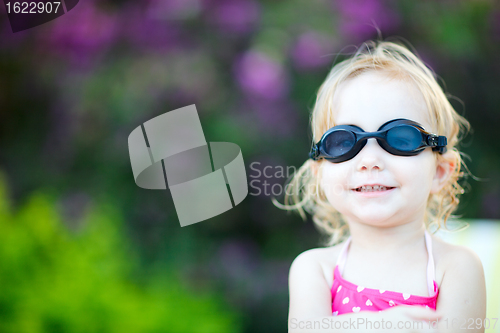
[430,233,484,286]
[289,241,347,288]
[291,242,345,268]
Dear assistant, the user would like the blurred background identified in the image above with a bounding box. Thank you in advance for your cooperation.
[1,0,500,332]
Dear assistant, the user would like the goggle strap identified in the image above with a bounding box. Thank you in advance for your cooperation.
[427,134,447,148]
[309,145,320,160]
[438,136,447,147]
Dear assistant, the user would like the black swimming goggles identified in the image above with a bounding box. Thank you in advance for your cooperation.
[309,118,447,163]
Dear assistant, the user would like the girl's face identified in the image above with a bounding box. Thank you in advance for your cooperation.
[319,71,445,228]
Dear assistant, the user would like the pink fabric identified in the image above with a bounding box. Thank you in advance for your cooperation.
[331,231,439,315]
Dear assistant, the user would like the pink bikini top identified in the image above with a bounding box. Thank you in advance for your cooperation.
[331,230,439,316]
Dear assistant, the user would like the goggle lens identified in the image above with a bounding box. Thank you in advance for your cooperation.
[325,130,356,157]
[385,125,422,152]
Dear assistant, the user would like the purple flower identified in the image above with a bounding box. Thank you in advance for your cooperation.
[234,50,289,100]
[247,98,297,136]
[204,0,260,35]
[122,9,184,52]
[291,32,336,70]
[43,0,118,63]
[334,0,400,41]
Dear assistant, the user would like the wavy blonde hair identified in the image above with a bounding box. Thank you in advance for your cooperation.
[276,39,470,246]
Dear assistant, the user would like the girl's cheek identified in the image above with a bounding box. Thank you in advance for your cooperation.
[323,178,348,200]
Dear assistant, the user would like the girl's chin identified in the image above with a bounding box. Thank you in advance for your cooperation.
[344,213,397,227]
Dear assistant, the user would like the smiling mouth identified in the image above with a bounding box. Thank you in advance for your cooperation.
[354,185,395,192]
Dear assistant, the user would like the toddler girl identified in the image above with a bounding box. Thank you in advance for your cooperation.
[282,40,486,333]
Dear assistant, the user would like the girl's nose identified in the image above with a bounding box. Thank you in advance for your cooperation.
[356,139,385,172]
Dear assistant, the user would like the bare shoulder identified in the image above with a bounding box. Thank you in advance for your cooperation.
[431,234,486,322]
[289,242,345,288]
[288,243,347,319]
[291,243,343,269]
[431,234,485,285]
[288,242,346,319]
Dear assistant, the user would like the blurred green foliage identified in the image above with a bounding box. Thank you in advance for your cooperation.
[0,173,241,333]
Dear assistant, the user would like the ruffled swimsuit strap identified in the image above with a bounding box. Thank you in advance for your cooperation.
[337,231,436,297]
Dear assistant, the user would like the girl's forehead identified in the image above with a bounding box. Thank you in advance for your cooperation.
[331,71,433,131]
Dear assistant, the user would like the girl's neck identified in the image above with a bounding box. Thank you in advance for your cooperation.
[346,220,427,255]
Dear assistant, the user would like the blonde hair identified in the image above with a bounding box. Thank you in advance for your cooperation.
[276,39,470,246]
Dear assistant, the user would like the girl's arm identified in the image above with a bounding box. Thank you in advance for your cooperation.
[288,250,334,323]
[288,250,441,333]
[435,246,486,333]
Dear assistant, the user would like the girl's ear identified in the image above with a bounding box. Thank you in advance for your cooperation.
[430,152,455,194]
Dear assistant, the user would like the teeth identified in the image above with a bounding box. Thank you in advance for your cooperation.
[358,185,390,192]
